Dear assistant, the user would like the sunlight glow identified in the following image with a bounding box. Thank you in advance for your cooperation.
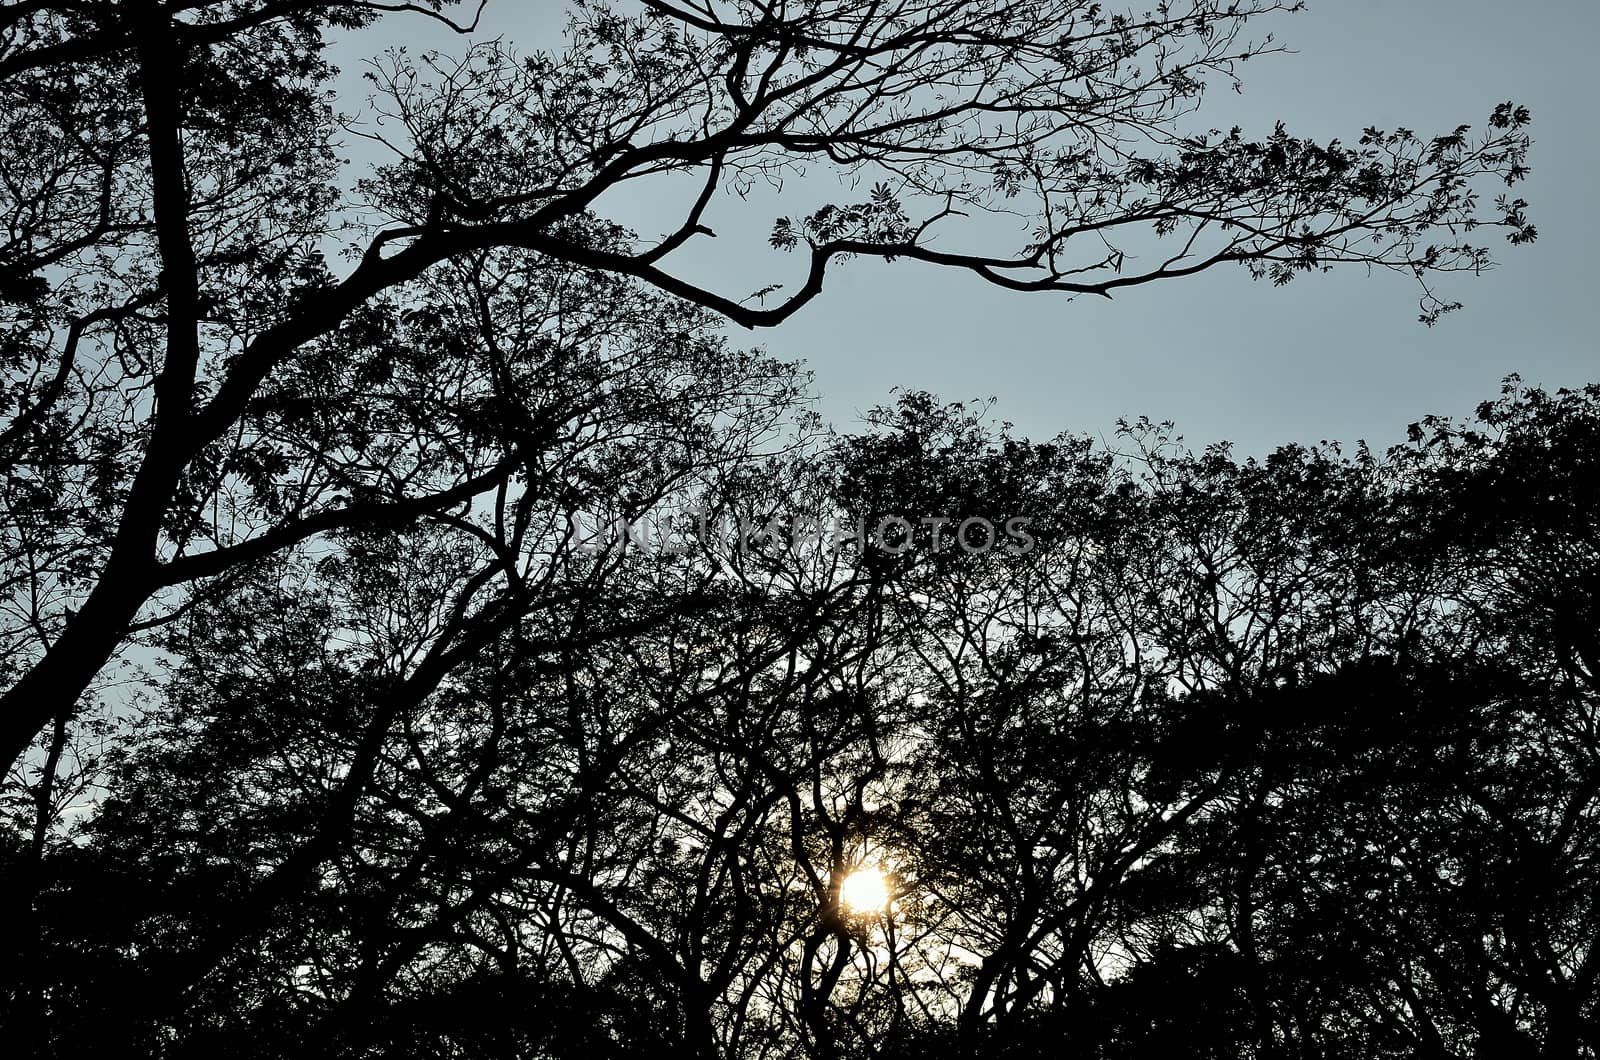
[839,867,890,915]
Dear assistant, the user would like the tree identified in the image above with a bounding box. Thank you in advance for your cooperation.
[0,0,1538,775]
[7,380,1598,1057]
[0,234,814,1053]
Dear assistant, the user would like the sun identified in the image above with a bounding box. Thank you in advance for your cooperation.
[839,866,891,915]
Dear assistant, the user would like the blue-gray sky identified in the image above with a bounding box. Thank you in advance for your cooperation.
[330,0,1598,455]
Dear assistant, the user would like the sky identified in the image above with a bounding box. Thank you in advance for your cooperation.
[326,0,1598,457]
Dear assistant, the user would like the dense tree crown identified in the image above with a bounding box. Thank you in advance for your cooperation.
[6,379,1599,1058]
[0,2,1577,1058]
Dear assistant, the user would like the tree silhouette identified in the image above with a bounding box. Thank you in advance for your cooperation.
[11,381,1597,1058]
[0,0,1537,771]
[2,3,1586,1059]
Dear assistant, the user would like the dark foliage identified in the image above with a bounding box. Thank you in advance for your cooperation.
[0,3,1579,1058]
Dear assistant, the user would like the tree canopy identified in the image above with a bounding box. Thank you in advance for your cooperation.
[6,378,1598,1058]
[0,0,1537,770]
[0,3,1578,1058]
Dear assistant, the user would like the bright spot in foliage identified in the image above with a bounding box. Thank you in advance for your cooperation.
[839,867,890,914]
